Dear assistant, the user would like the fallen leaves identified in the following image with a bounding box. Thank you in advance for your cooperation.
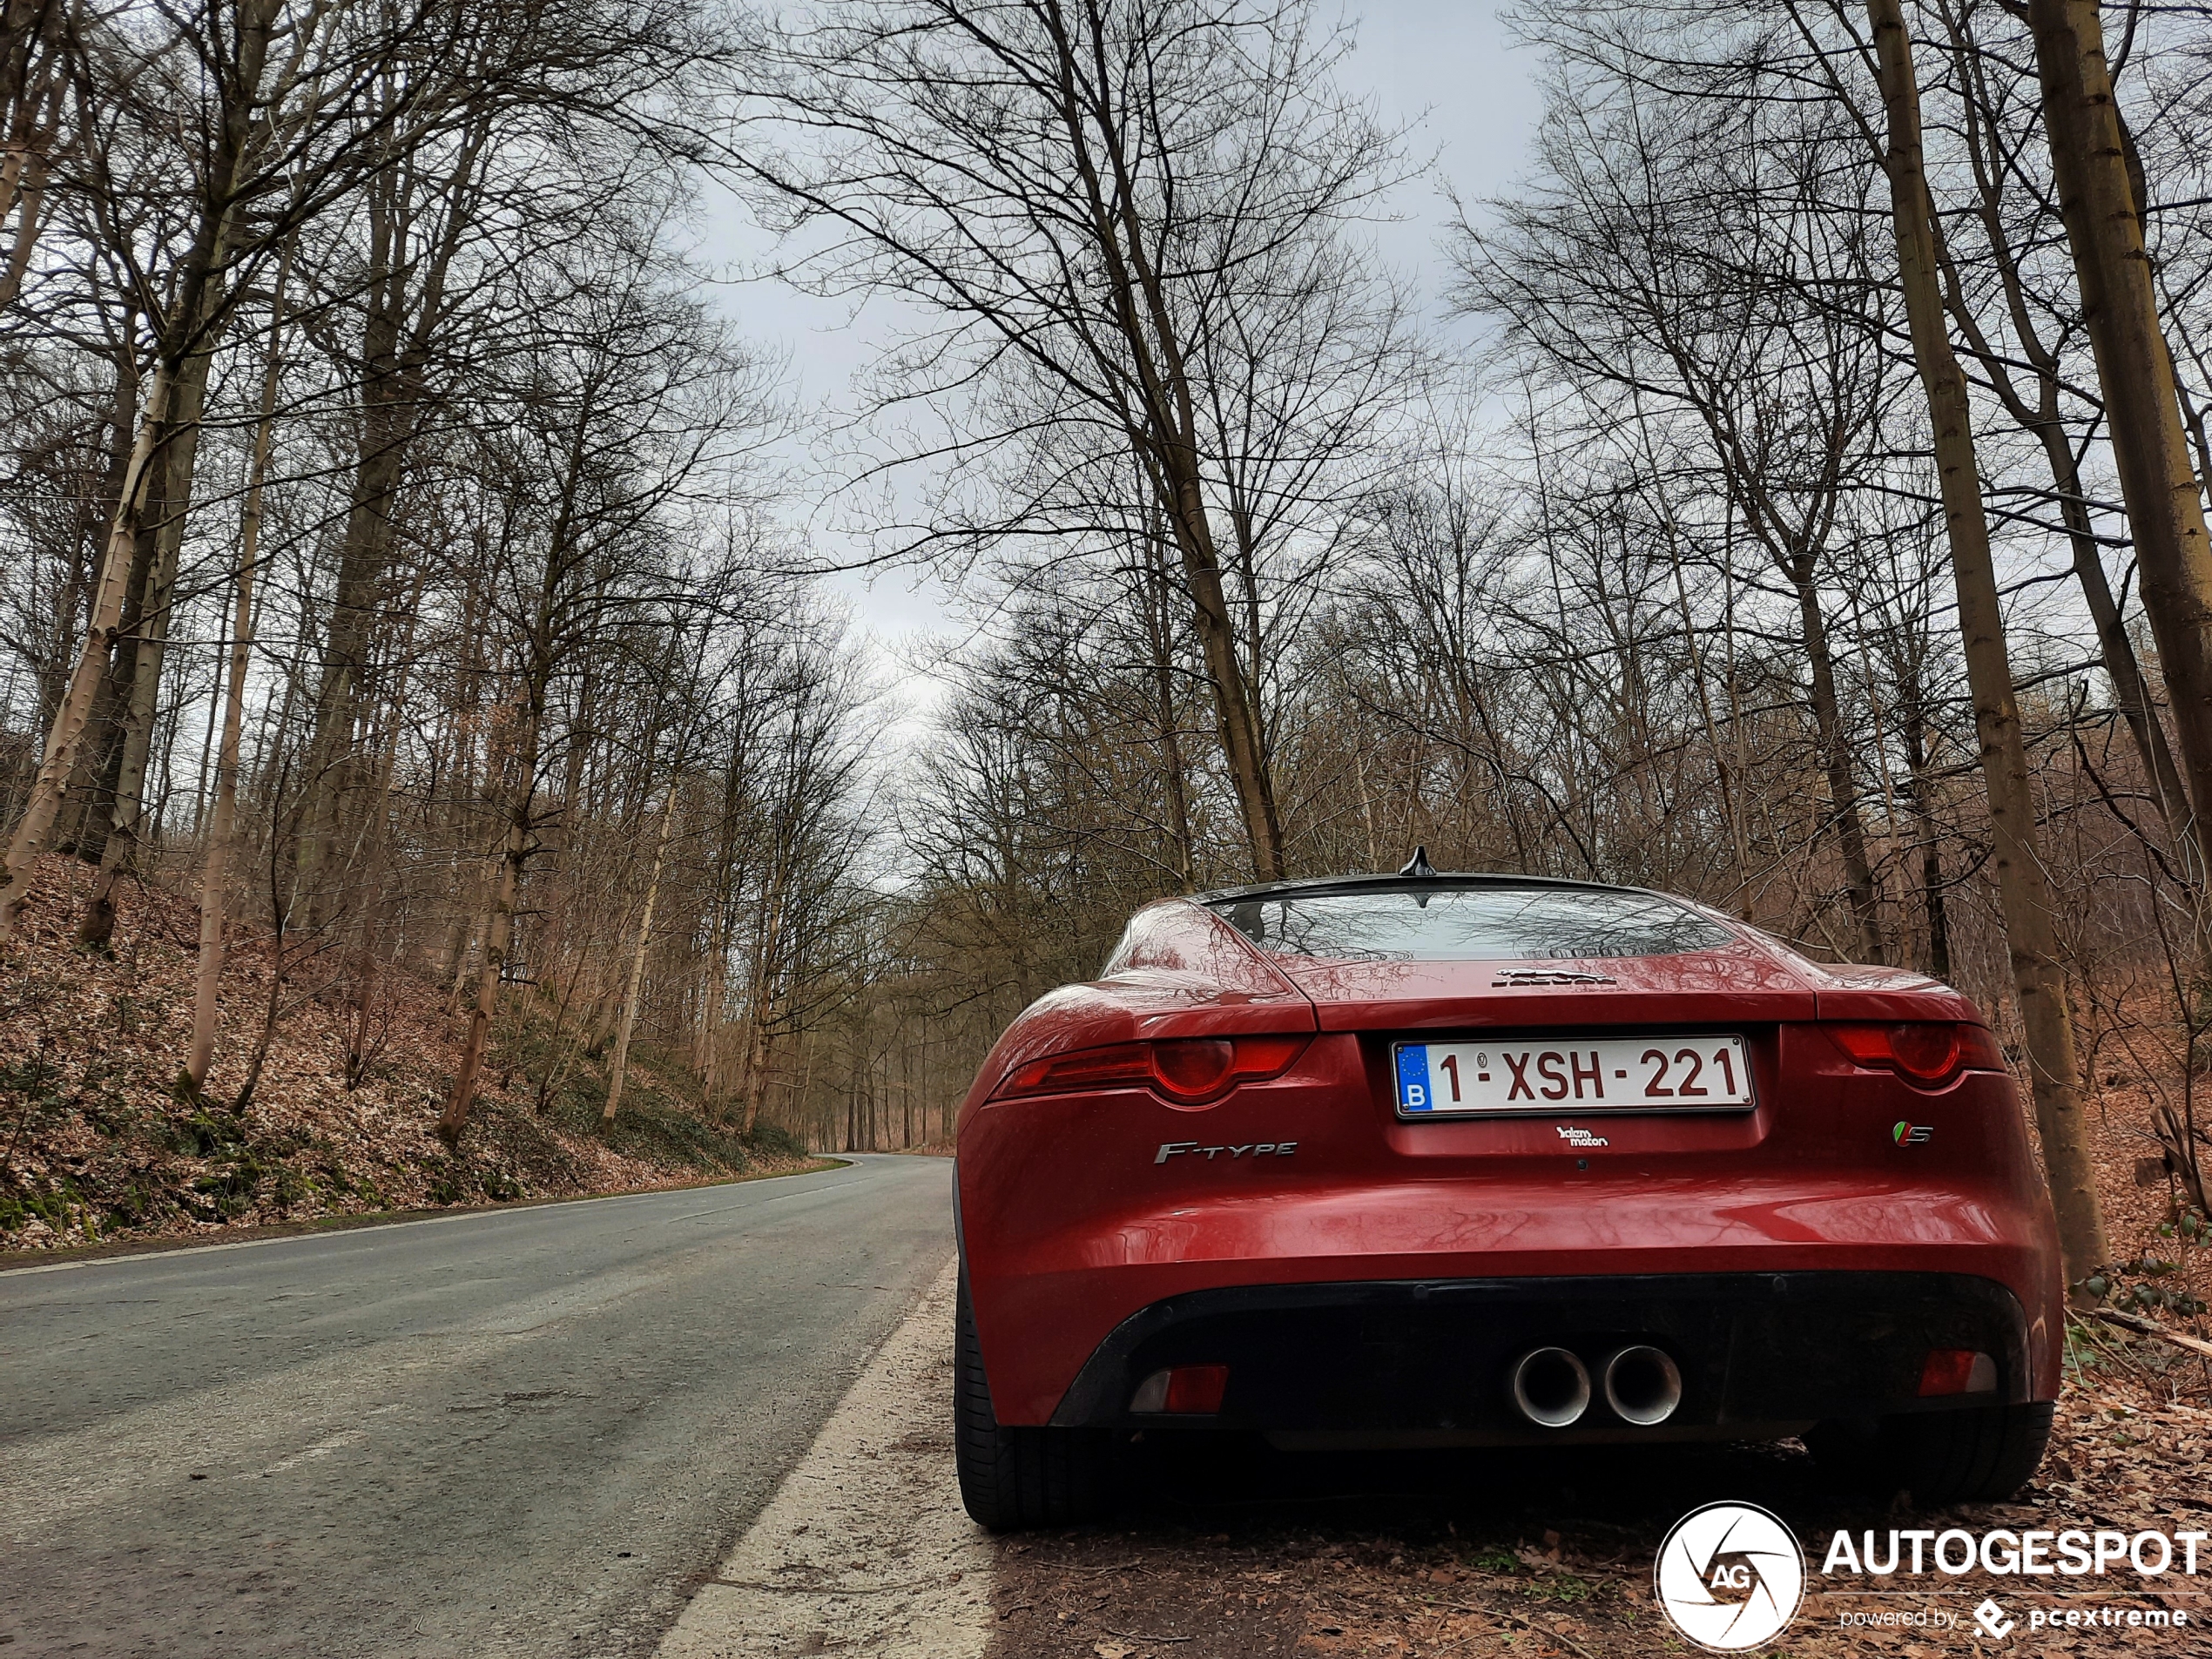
[0,856,806,1251]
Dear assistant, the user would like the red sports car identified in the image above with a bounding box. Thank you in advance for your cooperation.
[952,859,2063,1529]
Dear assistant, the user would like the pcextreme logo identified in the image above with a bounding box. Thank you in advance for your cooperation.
[1654,1502,1807,1651]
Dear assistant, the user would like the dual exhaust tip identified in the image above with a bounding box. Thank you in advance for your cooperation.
[1509,1344,1681,1428]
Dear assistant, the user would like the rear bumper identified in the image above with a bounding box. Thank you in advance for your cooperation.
[1042,1271,2038,1444]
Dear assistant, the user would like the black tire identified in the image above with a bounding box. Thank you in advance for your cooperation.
[1809,1401,2054,1507]
[954,1274,1114,1530]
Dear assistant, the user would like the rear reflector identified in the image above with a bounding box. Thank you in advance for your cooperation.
[1919,1348,1997,1396]
[1130,1364,1230,1414]
[998,1035,1308,1103]
[1822,1022,2005,1083]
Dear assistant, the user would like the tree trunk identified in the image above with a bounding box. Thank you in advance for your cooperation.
[2026,0,2212,873]
[293,359,413,927]
[1145,515,1196,889]
[442,632,550,1146]
[0,0,278,943]
[603,786,678,1127]
[1791,560,1886,963]
[0,366,171,943]
[1162,464,1285,880]
[441,782,529,1146]
[1869,0,2110,1294]
[56,497,157,862]
[0,151,44,312]
[291,123,489,927]
[185,255,289,1090]
[78,347,217,948]
[1897,690,1952,983]
[2037,426,2195,840]
[738,846,791,1135]
[738,1003,776,1135]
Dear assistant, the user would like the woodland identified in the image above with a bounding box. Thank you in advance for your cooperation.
[1,0,2210,1311]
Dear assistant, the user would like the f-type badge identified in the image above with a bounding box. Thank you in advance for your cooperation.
[1156,1141,1298,1164]
[1892,1122,1933,1146]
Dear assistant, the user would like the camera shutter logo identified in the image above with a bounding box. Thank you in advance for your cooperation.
[1653,1501,1805,1651]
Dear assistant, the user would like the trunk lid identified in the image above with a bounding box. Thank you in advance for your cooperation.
[1270,940,1823,1030]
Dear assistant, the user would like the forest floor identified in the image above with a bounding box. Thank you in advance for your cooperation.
[988,1368,2212,1657]
[0,855,820,1252]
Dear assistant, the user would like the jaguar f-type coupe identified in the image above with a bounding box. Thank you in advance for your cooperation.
[952,859,2063,1528]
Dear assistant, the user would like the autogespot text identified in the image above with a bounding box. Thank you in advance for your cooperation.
[1822,1527,2208,1579]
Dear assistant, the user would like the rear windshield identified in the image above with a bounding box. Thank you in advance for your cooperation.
[1206,885,1736,961]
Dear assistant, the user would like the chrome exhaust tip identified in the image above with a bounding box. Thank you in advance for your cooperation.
[1602,1345,1683,1426]
[1509,1346,1592,1428]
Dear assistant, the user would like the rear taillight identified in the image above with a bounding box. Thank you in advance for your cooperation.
[1919,1348,1997,1396]
[1821,1022,2004,1085]
[996,1035,1308,1103]
[1130,1364,1230,1414]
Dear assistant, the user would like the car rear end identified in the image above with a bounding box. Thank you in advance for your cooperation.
[954,876,2065,1521]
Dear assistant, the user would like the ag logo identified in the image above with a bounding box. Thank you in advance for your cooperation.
[1892,1121,1933,1145]
[1654,1501,1804,1651]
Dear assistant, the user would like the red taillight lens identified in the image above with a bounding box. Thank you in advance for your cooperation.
[1005,1042,1153,1096]
[1131,1364,1231,1413]
[1151,1039,1234,1096]
[1164,1364,1230,1413]
[1957,1023,2007,1070]
[1217,1032,1310,1079]
[1919,1348,1996,1396]
[998,1035,1309,1103]
[1822,1022,2001,1084]
[1888,1022,1959,1079]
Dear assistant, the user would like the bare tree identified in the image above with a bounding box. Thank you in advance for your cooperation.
[731,0,1406,881]
[1452,71,1901,959]
[1847,0,2111,1286]
[2026,0,2212,873]
[0,0,469,942]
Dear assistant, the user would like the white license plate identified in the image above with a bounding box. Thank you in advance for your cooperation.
[1393,1035,1754,1116]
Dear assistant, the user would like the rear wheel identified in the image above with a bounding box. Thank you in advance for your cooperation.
[1808,1401,2054,1506]
[954,1275,1114,1529]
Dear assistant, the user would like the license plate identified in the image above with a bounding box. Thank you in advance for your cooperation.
[1393,1035,1754,1116]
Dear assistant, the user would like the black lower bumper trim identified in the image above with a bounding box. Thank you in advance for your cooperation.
[1046,1271,2032,1438]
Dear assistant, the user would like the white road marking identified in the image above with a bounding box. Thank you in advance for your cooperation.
[652,1259,992,1659]
[251,1426,369,1476]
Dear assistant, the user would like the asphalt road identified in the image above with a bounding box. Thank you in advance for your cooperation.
[0,1154,954,1659]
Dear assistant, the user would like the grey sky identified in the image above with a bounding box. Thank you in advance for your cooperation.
[691,3,1549,705]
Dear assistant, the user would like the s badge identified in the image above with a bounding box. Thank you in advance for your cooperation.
[1892,1122,1932,1146]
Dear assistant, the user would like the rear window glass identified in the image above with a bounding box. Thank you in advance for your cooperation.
[1206,885,1736,961]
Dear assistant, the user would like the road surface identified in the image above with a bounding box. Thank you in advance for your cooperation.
[0,1154,954,1658]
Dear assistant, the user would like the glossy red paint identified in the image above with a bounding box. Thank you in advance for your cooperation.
[954,890,2065,1431]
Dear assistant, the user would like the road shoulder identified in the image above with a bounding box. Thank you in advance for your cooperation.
[654,1257,993,1659]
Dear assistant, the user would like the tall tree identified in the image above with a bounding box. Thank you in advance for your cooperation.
[1849,0,2112,1286]
[2025,0,2212,876]
[732,0,1406,881]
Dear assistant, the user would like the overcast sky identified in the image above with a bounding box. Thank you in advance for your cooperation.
[689,2,1551,715]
